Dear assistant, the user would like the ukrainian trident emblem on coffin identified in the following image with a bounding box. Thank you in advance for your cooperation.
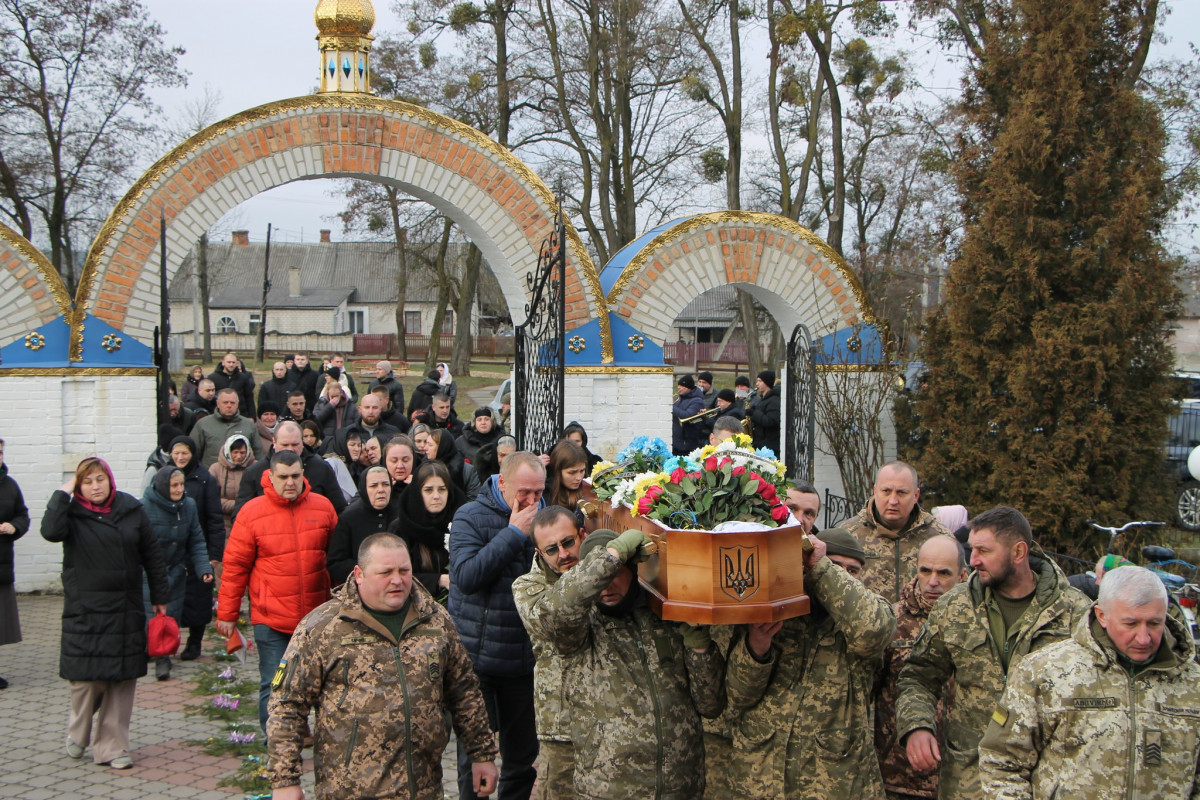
[720,545,760,601]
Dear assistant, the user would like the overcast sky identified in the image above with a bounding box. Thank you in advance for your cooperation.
[142,1,1199,250]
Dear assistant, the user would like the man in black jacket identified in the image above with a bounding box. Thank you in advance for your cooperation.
[288,353,321,411]
[186,379,217,421]
[368,360,405,414]
[751,369,782,458]
[407,368,442,416]
[209,352,256,419]
[258,362,294,412]
[232,421,346,519]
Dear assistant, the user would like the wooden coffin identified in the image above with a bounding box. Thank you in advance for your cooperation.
[581,486,810,625]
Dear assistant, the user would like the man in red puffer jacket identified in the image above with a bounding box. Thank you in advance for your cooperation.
[217,449,337,731]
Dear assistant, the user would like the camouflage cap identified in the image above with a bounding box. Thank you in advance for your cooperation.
[818,527,866,564]
[579,528,622,561]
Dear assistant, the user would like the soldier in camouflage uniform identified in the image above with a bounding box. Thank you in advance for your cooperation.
[837,461,949,604]
[513,506,588,799]
[875,535,967,800]
[979,565,1200,799]
[725,528,897,800]
[896,507,1090,800]
[539,527,725,799]
[267,533,498,800]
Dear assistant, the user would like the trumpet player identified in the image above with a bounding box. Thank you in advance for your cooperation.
[672,375,707,455]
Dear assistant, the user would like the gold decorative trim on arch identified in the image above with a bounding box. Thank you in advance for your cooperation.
[565,366,675,375]
[815,364,895,373]
[0,222,72,318]
[603,211,876,327]
[77,92,614,363]
[0,367,157,377]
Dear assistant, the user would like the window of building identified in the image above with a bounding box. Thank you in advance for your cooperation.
[348,308,367,334]
[216,316,237,334]
[441,310,455,335]
[404,310,421,335]
[248,312,261,334]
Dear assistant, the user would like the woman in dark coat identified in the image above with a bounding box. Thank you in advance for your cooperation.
[41,457,168,769]
[426,428,481,497]
[325,465,398,588]
[165,435,225,660]
[563,421,604,471]
[391,460,465,604]
[0,438,30,690]
[141,467,213,680]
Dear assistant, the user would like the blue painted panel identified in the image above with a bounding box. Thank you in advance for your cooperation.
[598,217,692,295]
[813,323,887,365]
[564,313,664,366]
[0,314,153,369]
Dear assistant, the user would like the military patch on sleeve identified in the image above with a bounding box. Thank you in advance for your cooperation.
[1144,729,1162,767]
[1072,697,1119,709]
[428,653,442,683]
[271,658,287,689]
[991,706,1009,727]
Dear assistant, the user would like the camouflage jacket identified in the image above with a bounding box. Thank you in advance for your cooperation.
[895,555,1090,799]
[979,611,1200,800]
[267,578,497,800]
[541,546,726,800]
[725,556,897,800]
[875,575,942,799]
[838,500,949,604]
[513,554,572,743]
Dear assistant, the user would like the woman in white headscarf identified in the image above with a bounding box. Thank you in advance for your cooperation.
[436,362,458,410]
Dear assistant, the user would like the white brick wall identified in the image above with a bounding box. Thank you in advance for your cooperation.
[2,374,157,592]
[562,372,672,461]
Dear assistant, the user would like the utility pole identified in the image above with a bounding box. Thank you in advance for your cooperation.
[255,224,272,363]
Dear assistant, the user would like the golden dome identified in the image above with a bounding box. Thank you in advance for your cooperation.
[314,0,375,38]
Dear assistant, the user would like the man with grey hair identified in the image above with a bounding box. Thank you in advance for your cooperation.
[979,565,1200,798]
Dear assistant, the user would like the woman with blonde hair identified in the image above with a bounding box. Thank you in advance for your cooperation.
[41,457,168,769]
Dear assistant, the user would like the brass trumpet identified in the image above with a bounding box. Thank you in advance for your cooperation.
[678,406,721,425]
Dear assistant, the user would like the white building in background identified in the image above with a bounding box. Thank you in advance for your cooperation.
[168,230,510,351]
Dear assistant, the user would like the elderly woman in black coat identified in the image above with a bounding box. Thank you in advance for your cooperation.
[41,457,168,770]
[165,435,224,660]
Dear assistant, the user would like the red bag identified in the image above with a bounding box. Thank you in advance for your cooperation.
[148,611,181,658]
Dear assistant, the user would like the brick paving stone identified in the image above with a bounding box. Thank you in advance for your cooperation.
[5,594,467,798]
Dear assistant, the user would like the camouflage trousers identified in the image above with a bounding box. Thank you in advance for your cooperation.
[536,740,576,800]
[703,732,736,800]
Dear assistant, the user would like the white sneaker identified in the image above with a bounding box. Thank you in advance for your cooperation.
[65,741,84,759]
[108,755,133,769]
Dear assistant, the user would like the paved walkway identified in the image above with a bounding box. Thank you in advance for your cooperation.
[0,595,462,799]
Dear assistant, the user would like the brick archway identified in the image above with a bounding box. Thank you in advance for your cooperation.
[602,212,875,344]
[76,93,610,360]
[0,222,72,347]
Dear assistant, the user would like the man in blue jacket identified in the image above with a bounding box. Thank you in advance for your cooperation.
[449,450,545,800]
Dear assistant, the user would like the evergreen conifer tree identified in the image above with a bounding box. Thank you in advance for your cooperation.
[912,0,1180,550]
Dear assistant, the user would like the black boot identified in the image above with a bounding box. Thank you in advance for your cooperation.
[180,626,204,661]
[155,657,171,681]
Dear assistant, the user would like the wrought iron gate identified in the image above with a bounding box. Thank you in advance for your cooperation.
[514,209,566,454]
[785,322,817,482]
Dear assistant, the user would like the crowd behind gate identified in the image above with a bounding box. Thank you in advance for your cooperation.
[2,351,1197,799]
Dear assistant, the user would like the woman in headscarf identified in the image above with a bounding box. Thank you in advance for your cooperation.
[325,465,398,587]
[140,466,213,680]
[41,457,168,769]
[546,439,589,514]
[165,435,225,661]
[391,460,465,604]
[207,434,256,535]
[563,421,603,471]
[425,428,480,497]
[436,362,458,409]
[180,365,205,405]
[383,435,419,489]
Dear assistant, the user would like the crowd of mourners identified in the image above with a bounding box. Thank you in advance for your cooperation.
[1,350,1198,799]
